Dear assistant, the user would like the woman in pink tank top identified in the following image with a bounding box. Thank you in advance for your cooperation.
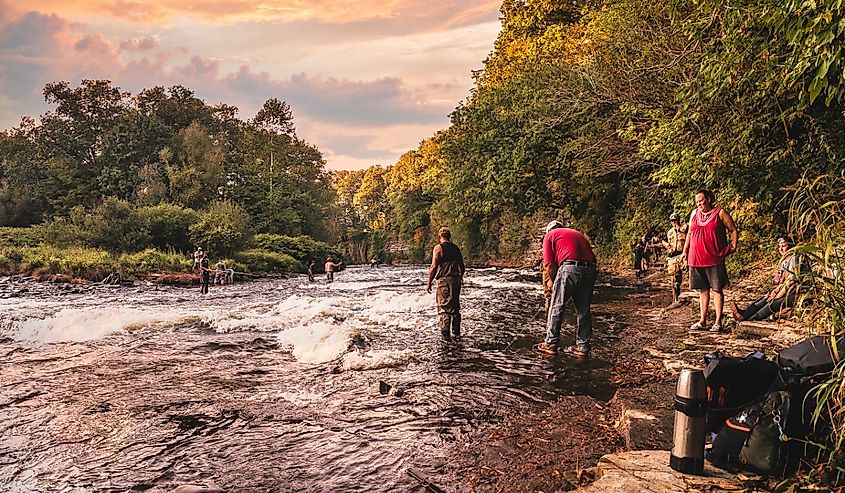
[681,189,738,333]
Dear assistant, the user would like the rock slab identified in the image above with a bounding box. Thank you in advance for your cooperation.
[578,450,739,493]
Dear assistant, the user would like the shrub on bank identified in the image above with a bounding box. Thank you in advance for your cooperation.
[0,226,45,247]
[138,204,199,252]
[84,198,151,252]
[118,249,191,275]
[233,249,301,273]
[0,245,299,280]
[189,200,252,257]
[42,209,90,248]
[0,245,115,280]
[252,233,337,263]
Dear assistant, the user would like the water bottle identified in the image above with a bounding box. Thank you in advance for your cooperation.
[669,368,707,474]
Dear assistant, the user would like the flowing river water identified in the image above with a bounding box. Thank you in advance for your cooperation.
[0,266,629,492]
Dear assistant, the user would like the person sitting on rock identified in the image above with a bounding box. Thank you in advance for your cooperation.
[730,236,809,322]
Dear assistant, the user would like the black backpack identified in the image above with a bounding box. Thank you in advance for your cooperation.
[703,351,780,433]
[708,391,793,476]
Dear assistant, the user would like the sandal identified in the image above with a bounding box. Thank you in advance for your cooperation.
[709,324,727,333]
[689,321,709,331]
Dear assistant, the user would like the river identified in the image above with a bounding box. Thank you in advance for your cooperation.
[0,266,622,492]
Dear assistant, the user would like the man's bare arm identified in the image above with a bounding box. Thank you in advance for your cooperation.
[426,245,442,293]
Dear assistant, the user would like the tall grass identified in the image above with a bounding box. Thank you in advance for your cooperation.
[0,226,45,247]
[117,248,192,276]
[788,173,845,485]
[0,245,114,279]
[0,246,193,280]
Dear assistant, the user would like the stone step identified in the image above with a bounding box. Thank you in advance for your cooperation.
[577,450,739,492]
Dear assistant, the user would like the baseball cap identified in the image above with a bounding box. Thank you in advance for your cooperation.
[545,220,563,234]
[669,213,679,221]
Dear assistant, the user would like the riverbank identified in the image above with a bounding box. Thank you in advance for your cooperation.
[0,247,304,287]
[441,267,808,492]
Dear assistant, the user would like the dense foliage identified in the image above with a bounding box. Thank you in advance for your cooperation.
[335,0,845,269]
[788,174,845,484]
[0,82,333,259]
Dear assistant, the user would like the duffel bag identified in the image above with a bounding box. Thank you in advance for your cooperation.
[777,335,845,378]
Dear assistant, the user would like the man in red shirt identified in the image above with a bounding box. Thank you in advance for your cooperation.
[536,221,597,357]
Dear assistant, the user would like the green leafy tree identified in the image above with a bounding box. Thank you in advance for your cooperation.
[163,122,225,210]
[189,200,252,257]
[138,203,199,252]
[0,120,47,225]
[99,111,174,201]
[84,198,151,252]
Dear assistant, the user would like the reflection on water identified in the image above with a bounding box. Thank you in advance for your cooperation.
[0,266,624,492]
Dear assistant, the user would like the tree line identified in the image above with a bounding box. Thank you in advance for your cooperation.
[0,81,333,257]
[336,0,845,270]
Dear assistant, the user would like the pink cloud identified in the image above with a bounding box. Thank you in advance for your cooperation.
[24,0,499,29]
[119,36,158,51]
[0,1,496,169]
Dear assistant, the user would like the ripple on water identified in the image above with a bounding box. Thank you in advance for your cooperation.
[0,266,622,491]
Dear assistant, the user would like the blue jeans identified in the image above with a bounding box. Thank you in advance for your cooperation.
[740,293,795,321]
[545,264,597,350]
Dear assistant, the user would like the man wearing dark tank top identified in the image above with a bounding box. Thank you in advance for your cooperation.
[426,227,466,340]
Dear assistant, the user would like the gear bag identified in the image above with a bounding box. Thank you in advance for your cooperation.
[708,391,792,476]
[778,335,845,379]
[703,351,779,434]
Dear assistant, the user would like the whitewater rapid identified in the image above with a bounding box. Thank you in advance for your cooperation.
[0,266,619,492]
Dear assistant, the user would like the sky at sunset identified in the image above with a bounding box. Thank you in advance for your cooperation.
[0,0,502,169]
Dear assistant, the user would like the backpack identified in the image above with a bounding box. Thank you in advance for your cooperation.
[703,351,780,433]
[708,391,792,476]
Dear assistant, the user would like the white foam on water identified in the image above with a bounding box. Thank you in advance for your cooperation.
[341,349,414,371]
[467,277,540,290]
[276,321,351,364]
[358,291,433,328]
[323,281,387,291]
[13,307,190,343]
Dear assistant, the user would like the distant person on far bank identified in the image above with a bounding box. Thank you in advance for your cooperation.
[193,247,203,272]
[325,256,336,283]
[214,260,227,285]
[307,259,316,282]
[681,189,738,333]
[663,213,688,303]
[426,227,465,341]
[200,252,210,294]
[536,221,597,358]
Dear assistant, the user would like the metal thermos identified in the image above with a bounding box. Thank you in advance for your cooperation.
[669,368,707,474]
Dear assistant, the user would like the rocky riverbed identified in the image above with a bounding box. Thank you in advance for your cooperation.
[441,268,807,492]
